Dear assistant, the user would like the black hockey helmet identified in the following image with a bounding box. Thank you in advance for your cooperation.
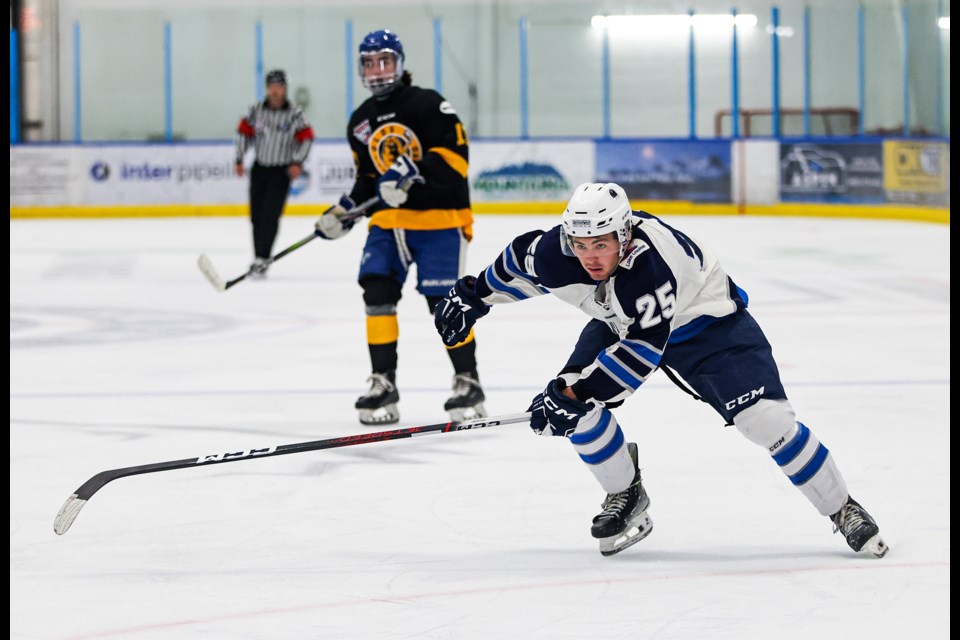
[265,69,287,86]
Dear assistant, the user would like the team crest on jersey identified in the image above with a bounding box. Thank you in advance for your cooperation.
[353,119,373,145]
[368,123,423,174]
[621,240,649,269]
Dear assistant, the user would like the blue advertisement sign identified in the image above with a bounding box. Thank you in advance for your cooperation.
[779,140,885,203]
[596,140,732,202]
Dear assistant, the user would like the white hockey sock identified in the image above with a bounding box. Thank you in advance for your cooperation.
[773,422,848,516]
[569,408,635,494]
[734,400,847,516]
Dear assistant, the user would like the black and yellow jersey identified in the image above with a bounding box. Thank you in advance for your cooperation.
[346,84,473,238]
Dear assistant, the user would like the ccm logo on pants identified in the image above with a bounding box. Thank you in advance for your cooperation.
[725,387,765,411]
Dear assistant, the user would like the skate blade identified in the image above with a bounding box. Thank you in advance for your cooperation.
[863,534,889,558]
[599,512,653,557]
[358,405,399,426]
[449,404,486,421]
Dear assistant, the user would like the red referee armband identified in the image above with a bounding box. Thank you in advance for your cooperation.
[237,119,255,138]
[294,127,315,143]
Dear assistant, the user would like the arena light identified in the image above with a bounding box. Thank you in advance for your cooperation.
[938,17,950,29]
[591,14,758,32]
[766,24,796,37]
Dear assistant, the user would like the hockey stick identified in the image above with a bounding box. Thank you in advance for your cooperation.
[197,195,381,292]
[53,412,531,536]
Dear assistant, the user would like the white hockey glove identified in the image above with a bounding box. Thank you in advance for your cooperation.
[314,195,358,240]
[377,155,425,208]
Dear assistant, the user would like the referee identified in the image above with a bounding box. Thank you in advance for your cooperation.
[234,69,314,278]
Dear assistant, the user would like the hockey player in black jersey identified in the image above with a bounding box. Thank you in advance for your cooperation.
[314,29,485,426]
[434,182,888,558]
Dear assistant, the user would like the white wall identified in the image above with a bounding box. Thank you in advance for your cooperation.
[14,0,953,141]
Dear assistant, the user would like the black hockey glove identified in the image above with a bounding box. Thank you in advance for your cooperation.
[434,276,490,346]
[527,378,596,437]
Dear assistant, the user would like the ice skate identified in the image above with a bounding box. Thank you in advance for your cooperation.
[355,371,400,426]
[444,372,486,421]
[830,496,888,558]
[592,442,653,556]
[249,258,269,279]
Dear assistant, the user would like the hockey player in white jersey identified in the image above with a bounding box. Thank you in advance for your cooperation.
[434,182,888,558]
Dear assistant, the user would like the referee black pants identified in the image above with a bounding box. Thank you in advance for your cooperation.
[249,163,291,259]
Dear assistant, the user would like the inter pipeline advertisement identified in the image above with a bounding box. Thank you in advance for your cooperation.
[8,143,356,208]
[83,144,243,204]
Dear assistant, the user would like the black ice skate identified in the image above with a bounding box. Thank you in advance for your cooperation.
[355,371,400,426]
[592,442,653,557]
[249,258,269,279]
[830,496,888,558]
[443,372,486,421]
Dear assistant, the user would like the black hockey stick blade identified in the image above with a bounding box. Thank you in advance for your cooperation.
[53,412,531,535]
[196,195,381,293]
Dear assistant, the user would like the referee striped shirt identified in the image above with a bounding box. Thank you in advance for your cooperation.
[235,100,314,167]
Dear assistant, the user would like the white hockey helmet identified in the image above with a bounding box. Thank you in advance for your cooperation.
[561,183,633,258]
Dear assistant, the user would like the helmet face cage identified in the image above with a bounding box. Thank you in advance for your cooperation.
[560,183,633,259]
[359,30,405,96]
[359,50,404,95]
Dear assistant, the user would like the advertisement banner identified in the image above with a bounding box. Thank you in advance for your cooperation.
[9,146,82,205]
[883,141,949,205]
[595,140,732,202]
[14,143,355,207]
[11,139,947,212]
[83,144,244,205]
[468,141,593,202]
[12,141,592,208]
[779,141,884,203]
[307,142,356,200]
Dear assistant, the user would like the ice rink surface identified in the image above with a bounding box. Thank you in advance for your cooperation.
[10,212,950,639]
